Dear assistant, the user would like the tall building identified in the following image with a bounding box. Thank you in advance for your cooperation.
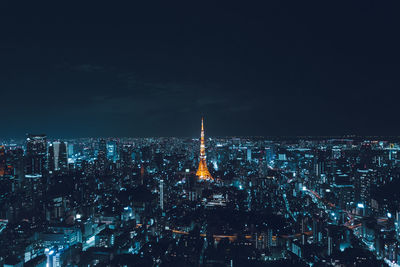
[53,142,60,170]
[68,143,74,157]
[107,140,118,162]
[160,179,164,211]
[98,139,107,157]
[97,139,107,175]
[120,144,133,168]
[48,141,68,173]
[7,148,25,183]
[196,118,213,180]
[247,148,252,162]
[25,134,47,177]
[0,146,17,177]
[58,141,68,172]
[356,169,373,208]
[0,146,6,176]
[48,143,55,172]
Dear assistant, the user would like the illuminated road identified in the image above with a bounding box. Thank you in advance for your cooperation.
[170,229,253,242]
[303,188,360,230]
[303,187,397,266]
[283,192,297,222]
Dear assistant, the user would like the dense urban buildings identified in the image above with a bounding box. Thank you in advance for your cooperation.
[0,119,399,266]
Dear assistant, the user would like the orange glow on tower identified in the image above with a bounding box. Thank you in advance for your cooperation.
[196,118,213,180]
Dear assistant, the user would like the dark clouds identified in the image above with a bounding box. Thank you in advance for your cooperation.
[0,2,399,138]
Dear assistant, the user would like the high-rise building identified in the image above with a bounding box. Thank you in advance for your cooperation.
[107,140,117,162]
[120,144,133,168]
[265,146,274,163]
[0,146,17,177]
[48,141,68,173]
[68,143,74,157]
[0,146,6,176]
[53,142,60,170]
[160,179,164,211]
[48,143,55,172]
[355,169,373,208]
[98,139,107,157]
[58,141,68,172]
[97,139,107,175]
[196,118,213,180]
[247,148,252,162]
[25,134,47,177]
[7,147,25,183]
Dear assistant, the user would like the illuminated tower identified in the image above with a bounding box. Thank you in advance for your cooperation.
[196,118,213,180]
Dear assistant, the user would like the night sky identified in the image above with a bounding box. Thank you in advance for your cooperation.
[1,2,399,138]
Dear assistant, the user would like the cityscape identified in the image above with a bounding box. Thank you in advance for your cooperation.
[1,119,400,266]
[2,2,400,267]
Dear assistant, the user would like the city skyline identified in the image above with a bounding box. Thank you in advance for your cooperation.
[1,3,400,266]
[1,132,398,266]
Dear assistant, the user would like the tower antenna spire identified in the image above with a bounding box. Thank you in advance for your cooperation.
[196,117,213,180]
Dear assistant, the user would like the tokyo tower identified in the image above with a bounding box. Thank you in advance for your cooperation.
[196,117,213,180]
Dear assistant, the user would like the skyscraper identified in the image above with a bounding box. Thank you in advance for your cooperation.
[196,118,213,180]
[160,179,164,211]
[0,146,6,176]
[48,141,68,173]
[97,139,107,175]
[58,141,68,172]
[106,140,117,162]
[48,143,55,172]
[247,148,252,162]
[25,134,47,177]
[53,142,60,170]
[7,147,25,183]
